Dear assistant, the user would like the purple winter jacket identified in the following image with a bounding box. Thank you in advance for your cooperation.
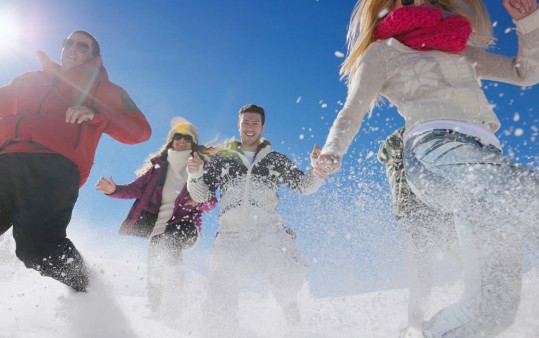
[109,155,217,238]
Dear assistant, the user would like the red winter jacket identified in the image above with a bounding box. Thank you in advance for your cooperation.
[0,52,152,186]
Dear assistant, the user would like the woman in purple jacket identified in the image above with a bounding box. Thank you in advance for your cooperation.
[96,121,217,314]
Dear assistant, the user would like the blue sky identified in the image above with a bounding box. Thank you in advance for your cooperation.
[1,0,538,296]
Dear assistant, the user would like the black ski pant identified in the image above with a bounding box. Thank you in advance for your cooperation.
[0,152,89,292]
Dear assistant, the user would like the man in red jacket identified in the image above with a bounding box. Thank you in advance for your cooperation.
[0,30,152,292]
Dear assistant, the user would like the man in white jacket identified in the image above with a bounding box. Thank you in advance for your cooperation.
[187,104,326,335]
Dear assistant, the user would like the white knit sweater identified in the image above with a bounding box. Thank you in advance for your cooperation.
[322,10,539,157]
[150,149,190,237]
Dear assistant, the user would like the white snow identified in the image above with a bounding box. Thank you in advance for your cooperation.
[1,227,538,338]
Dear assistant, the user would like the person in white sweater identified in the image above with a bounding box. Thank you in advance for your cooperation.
[187,104,326,336]
[315,1,539,337]
[96,121,217,315]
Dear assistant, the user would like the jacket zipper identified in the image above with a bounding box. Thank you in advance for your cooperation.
[14,78,57,142]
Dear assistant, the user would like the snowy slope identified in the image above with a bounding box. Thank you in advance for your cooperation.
[1,228,538,338]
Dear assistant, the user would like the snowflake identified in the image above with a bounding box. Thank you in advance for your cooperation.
[393,58,439,96]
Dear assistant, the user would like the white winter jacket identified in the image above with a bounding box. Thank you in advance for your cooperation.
[188,139,324,233]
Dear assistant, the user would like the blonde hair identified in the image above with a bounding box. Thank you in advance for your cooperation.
[135,122,218,176]
[341,0,494,81]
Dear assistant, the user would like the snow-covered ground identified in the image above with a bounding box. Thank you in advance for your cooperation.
[1,227,538,338]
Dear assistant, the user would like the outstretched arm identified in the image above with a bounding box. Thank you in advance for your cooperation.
[318,44,387,174]
[96,169,152,199]
[279,148,326,195]
[95,176,117,194]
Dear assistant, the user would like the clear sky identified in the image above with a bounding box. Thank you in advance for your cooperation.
[1,0,538,297]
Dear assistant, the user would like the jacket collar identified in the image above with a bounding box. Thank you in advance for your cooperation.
[224,138,271,154]
[223,138,272,167]
[37,50,109,82]
[37,51,109,105]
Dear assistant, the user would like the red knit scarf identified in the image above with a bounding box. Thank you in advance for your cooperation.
[374,6,472,52]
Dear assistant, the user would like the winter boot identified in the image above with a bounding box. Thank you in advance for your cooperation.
[21,238,90,292]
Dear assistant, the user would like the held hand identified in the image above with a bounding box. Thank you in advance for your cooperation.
[310,144,322,163]
[314,153,341,175]
[66,105,95,124]
[95,176,117,194]
[184,199,199,207]
[187,152,204,174]
[503,0,538,20]
[310,144,327,179]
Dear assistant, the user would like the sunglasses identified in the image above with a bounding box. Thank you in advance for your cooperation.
[63,39,91,54]
[173,133,193,143]
[401,0,439,5]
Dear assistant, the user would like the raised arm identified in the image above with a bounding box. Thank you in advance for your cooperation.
[466,3,539,86]
[503,0,537,20]
[187,152,219,203]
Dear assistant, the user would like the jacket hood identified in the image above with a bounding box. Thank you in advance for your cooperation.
[224,138,271,153]
[37,50,109,80]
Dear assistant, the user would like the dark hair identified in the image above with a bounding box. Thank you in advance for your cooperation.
[238,104,265,125]
[71,30,101,57]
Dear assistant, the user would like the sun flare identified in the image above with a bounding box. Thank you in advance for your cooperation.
[0,10,21,48]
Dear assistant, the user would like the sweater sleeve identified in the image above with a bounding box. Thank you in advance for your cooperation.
[198,194,218,213]
[321,44,387,157]
[465,9,539,86]
[187,155,221,203]
[278,154,324,195]
[109,168,152,199]
[94,84,152,144]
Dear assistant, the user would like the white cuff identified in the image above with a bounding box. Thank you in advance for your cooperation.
[515,9,539,34]
[188,170,203,180]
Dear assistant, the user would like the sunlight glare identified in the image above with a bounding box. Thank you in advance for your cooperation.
[0,10,21,48]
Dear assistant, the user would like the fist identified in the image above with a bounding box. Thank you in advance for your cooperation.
[187,152,204,174]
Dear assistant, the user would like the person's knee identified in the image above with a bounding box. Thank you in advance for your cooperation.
[167,222,198,250]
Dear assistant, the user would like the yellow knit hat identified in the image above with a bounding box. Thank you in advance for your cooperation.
[167,121,199,144]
